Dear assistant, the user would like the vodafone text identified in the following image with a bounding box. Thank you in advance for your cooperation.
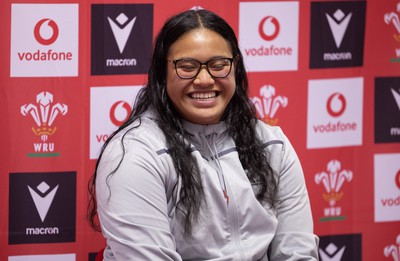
[245,45,292,56]
[18,49,72,61]
[96,134,109,143]
[381,196,400,207]
[313,121,357,133]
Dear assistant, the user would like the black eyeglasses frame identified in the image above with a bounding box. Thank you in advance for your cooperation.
[168,57,235,79]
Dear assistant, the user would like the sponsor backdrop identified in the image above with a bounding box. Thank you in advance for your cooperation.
[1,0,399,260]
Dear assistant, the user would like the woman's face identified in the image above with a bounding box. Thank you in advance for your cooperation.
[166,28,236,125]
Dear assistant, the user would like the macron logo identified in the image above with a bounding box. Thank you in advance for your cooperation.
[28,181,59,222]
[319,243,346,261]
[107,13,136,54]
[391,88,400,111]
[326,9,352,48]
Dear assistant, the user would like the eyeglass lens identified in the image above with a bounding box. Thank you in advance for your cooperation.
[175,58,232,79]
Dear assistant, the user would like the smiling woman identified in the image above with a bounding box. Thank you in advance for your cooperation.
[166,29,236,125]
[87,9,319,261]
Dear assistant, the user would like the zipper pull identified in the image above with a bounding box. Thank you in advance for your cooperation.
[223,190,229,204]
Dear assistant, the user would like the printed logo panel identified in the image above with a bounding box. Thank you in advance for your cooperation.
[88,253,97,261]
[20,91,68,157]
[374,153,400,222]
[91,4,153,75]
[10,4,78,77]
[90,86,143,159]
[375,77,400,143]
[239,2,299,72]
[318,234,362,261]
[384,3,400,63]
[250,84,288,125]
[9,172,76,244]
[9,254,75,261]
[307,77,363,149]
[310,1,366,68]
[384,234,400,260]
[314,159,353,222]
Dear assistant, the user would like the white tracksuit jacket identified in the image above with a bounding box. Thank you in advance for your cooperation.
[96,109,319,260]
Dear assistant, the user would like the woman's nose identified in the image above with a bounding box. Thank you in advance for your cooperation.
[194,67,215,85]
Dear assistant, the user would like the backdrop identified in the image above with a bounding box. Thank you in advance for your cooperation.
[1,0,399,260]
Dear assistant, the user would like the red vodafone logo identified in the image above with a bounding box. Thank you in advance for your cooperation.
[258,16,280,41]
[396,170,400,190]
[327,93,346,117]
[34,18,59,45]
[109,101,131,126]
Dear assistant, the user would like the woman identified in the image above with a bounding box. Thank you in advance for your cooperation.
[88,9,319,260]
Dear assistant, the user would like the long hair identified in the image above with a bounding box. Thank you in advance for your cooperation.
[87,9,277,236]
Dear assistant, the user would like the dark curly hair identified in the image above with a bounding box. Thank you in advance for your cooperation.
[87,9,278,236]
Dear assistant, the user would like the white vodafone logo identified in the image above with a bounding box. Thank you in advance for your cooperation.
[8,254,75,261]
[239,2,299,72]
[374,153,400,222]
[90,86,143,159]
[307,77,363,149]
[10,4,78,77]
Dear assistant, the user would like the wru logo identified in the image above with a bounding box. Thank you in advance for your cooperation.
[384,3,400,41]
[21,91,68,142]
[315,160,352,218]
[384,234,400,261]
[251,84,288,125]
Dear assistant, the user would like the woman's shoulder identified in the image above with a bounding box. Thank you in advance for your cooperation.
[255,120,302,178]
[108,111,167,153]
[255,119,286,144]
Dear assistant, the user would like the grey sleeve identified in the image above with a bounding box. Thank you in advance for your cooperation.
[269,131,319,260]
[96,138,182,261]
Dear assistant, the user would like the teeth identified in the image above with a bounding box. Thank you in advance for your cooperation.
[191,92,217,99]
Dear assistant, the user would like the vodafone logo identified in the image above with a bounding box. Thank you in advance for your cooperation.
[259,16,280,41]
[307,77,363,149]
[90,86,142,159]
[34,18,59,45]
[374,154,400,222]
[109,101,131,126]
[327,92,346,117]
[312,90,356,136]
[239,2,299,72]
[10,4,78,77]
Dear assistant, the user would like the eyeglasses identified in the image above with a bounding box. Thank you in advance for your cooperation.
[169,57,235,79]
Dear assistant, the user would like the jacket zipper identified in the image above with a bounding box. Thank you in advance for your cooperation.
[224,166,247,260]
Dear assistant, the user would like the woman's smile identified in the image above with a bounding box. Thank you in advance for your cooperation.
[189,91,218,100]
